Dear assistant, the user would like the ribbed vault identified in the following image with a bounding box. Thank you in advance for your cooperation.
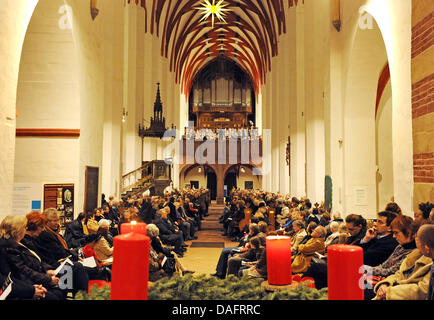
[127,0,303,96]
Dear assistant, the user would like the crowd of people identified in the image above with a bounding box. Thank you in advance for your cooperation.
[1,184,433,301]
[214,189,434,300]
[0,188,210,300]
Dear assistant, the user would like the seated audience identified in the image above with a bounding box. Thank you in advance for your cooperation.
[146,224,193,277]
[324,221,340,249]
[359,211,399,267]
[153,209,186,257]
[0,215,64,300]
[291,220,307,254]
[22,212,90,295]
[64,212,90,249]
[415,202,434,225]
[292,226,326,274]
[85,210,99,234]
[212,223,259,279]
[373,223,433,300]
[227,234,266,277]
[87,227,113,262]
[363,215,418,300]
[345,214,367,245]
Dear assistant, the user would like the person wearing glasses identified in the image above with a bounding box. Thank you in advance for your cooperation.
[373,222,433,300]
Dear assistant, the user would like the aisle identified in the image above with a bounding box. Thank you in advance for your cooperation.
[178,202,238,275]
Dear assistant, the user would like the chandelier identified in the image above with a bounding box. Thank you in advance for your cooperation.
[197,0,230,28]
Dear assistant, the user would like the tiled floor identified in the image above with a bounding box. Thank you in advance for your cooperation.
[178,204,239,275]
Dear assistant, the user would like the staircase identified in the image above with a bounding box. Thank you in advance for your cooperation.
[199,202,226,235]
[121,160,171,198]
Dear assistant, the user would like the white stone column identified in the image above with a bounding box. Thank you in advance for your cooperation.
[122,2,143,175]
[102,0,124,200]
[0,0,38,219]
[304,0,326,203]
[288,5,307,199]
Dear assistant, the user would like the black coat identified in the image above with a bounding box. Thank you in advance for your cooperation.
[154,216,177,236]
[0,271,35,300]
[150,236,172,257]
[64,219,87,249]
[359,233,399,267]
[0,238,52,288]
[34,230,77,266]
[138,202,154,224]
[0,246,35,300]
[167,202,178,222]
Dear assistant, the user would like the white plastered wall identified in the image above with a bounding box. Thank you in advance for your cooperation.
[14,0,80,215]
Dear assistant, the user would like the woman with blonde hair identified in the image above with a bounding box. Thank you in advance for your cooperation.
[0,215,64,300]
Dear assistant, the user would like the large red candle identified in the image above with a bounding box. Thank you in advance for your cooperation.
[266,235,292,285]
[110,232,150,300]
[121,221,147,235]
[327,244,364,300]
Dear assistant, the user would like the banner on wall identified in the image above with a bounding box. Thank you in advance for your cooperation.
[12,183,42,215]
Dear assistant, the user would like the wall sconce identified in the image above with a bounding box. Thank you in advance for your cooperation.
[198,167,202,173]
[122,108,128,123]
[240,167,246,173]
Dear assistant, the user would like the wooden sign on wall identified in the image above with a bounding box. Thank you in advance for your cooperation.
[43,184,74,231]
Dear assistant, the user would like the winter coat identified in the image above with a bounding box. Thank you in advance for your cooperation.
[0,238,53,288]
[64,219,87,249]
[374,249,433,300]
[34,228,77,266]
[92,237,113,261]
[292,237,325,274]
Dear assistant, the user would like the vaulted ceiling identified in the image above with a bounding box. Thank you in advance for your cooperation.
[127,0,303,96]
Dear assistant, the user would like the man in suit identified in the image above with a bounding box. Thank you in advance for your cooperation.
[359,211,399,267]
[153,208,186,257]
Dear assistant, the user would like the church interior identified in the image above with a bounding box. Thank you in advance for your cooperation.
[0,0,433,302]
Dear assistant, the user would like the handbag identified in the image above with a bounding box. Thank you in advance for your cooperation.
[162,256,176,275]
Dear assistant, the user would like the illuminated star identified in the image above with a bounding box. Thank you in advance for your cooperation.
[197,0,230,28]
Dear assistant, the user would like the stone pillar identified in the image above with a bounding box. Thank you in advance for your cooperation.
[0,0,38,219]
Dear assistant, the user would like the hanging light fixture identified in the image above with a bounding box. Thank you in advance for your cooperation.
[197,0,230,28]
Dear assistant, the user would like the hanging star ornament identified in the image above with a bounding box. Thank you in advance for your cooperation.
[197,0,230,28]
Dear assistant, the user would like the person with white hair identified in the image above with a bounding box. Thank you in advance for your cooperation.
[146,224,194,277]
[324,221,341,249]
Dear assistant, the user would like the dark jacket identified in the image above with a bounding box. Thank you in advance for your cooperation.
[0,272,35,300]
[150,236,173,257]
[34,229,77,265]
[346,227,367,246]
[167,202,178,222]
[0,247,35,300]
[359,233,399,267]
[64,219,87,249]
[255,248,267,277]
[0,238,52,288]
[154,216,177,236]
[138,202,154,224]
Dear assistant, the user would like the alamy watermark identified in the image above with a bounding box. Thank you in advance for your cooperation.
[162,122,271,176]
[358,6,374,30]
[58,4,73,30]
